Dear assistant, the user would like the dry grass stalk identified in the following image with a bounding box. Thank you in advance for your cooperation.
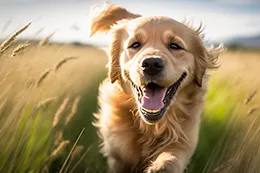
[245,89,257,104]
[35,69,52,87]
[51,140,70,158]
[36,96,57,109]
[25,78,36,89]
[0,77,7,87]
[0,99,7,113]
[0,44,11,56]
[247,107,258,116]
[213,159,233,172]
[52,97,70,128]
[0,22,31,56]
[68,145,92,173]
[41,140,70,169]
[71,145,84,159]
[53,56,78,71]
[0,70,14,87]
[54,131,63,147]
[65,96,81,125]
[63,145,84,173]
[59,128,85,173]
[39,32,55,46]
[11,43,30,57]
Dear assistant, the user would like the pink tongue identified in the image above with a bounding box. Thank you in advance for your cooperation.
[140,87,167,110]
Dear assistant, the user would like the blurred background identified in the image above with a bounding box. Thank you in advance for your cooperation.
[1,0,260,46]
[0,0,260,173]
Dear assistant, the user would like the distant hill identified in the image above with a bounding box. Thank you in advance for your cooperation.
[225,34,260,48]
[1,35,260,49]
[0,39,97,48]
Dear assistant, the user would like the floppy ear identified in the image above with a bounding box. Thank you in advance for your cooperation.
[89,4,141,36]
[108,29,123,83]
[89,4,140,83]
[193,37,224,87]
[183,22,224,87]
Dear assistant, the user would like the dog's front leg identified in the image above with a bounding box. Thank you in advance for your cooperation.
[146,150,190,173]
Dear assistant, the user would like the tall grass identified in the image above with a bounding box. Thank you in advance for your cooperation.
[0,23,260,173]
[0,23,107,173]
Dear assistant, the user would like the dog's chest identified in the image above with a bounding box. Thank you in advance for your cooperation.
[107,124,142,164]
[107,121,168,166]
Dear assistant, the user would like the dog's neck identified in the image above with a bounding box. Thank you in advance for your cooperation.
[112,79,207,136]
[98,78,206,162]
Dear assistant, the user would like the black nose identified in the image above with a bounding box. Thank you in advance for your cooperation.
[141,58,164,76]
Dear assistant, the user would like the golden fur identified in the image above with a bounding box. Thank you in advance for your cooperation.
[90,4,224,173]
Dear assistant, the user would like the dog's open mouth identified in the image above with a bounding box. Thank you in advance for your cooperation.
[131,72,187,123]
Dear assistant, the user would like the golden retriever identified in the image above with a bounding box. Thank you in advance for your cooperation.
[90,4,224,173]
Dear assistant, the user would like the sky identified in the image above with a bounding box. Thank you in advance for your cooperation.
[0,0,260,46]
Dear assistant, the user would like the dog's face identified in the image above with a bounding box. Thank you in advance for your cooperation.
[121,17,195,123]
[90,4,221,124]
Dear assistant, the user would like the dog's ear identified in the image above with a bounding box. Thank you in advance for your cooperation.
[193,37,224,87]
[90,4,141,84]
[183,22,224,87]
[89,3,141,36]
[108,29,123,83]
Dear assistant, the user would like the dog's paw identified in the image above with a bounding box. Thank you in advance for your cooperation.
[146,161,174,173]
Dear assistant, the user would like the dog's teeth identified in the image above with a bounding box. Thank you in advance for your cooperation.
[142,108,160,114]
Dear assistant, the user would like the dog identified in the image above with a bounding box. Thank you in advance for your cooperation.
[90,4,223,173]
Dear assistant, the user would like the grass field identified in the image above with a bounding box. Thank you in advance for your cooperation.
[0,26,260,173]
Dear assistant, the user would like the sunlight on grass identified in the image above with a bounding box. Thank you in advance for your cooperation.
[0,31,259,172]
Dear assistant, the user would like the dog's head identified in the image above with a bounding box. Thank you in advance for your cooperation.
[90,4,223,124]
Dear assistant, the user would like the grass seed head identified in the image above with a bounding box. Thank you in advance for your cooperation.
[245,89,258,105]
[53,56,78,71]
[39,32,55,46]
[35,69,52,87]
[65,96,81,125]
[36,97,57,109]
[0,22,31,56]
[54,131,63,147]
[11,43,30,57]
[247,107,258,116]
[52,97,70,128]
[42,140,70,168]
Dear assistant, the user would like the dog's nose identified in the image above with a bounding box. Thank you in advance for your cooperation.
[141,58,164,76]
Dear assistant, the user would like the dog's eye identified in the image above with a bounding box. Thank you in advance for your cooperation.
[168,43,183,50]
[129,41,142,49]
